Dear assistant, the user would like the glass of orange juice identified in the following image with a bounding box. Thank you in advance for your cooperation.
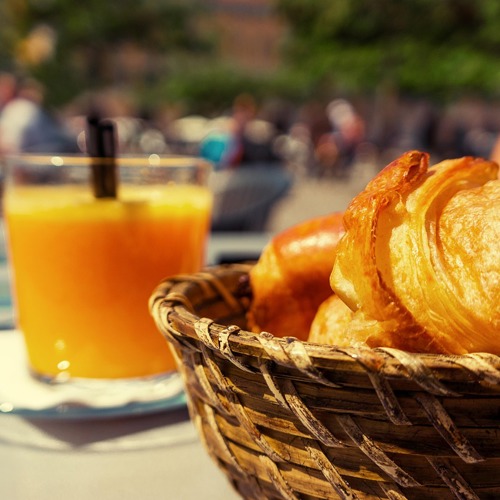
[2,154,212,384]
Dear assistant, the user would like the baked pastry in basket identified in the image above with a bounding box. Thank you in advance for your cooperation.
[308,293,353,345]
[247,212,345,340]
[324,150,500,354]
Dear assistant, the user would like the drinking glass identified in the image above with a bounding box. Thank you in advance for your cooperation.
[2,154,212,384]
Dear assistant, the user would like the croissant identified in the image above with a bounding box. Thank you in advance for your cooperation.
[247,212,345,340]
[328,150,500,354]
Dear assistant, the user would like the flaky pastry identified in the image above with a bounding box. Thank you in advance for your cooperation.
[328,150,499,354]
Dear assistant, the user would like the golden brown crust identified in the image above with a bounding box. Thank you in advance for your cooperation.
[247,212,345,340]
[330,151,500,354]
[308,294,353,345]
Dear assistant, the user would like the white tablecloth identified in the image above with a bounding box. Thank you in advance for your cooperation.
[0,409,240,500]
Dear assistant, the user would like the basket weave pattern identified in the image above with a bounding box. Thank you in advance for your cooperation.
[150,264,500,500]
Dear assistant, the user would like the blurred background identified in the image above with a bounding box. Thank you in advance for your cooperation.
[1,0,500,232]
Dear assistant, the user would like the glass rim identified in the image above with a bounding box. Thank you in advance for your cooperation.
[3,153,213,170]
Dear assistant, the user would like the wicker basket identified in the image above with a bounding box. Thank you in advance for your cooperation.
[149,263,500,500]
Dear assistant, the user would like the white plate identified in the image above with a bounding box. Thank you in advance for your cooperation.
[0,330,187,420]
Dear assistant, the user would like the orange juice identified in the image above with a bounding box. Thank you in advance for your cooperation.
[4,183,212,379]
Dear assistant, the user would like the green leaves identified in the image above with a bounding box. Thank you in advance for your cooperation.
[275,0,500,98]
[0,0,210,107]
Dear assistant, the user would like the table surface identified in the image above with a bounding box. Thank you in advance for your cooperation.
[1,408,244,500]
[0,226,269,500]
[1,408,241,500]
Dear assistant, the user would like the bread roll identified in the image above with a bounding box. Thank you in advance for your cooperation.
[308,294,353,345]
[247,212,345,340]
[328,150,500,354]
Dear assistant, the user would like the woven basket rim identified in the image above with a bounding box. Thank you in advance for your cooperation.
[150,263,500,500]
[150,263,500,393]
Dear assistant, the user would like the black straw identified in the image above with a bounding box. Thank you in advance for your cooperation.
[86,117,117,198]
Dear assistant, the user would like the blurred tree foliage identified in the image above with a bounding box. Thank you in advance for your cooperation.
[4,0,500,114]
[0,0,212,108]
[144,64,313,115]
[275,0,500,100]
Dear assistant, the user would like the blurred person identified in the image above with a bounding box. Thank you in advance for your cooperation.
[204,94,282,169]
[296,100,332,148]
[326,98,365,173]
[433,97,489,159]
[0,72,17,154]
[314,132,340,178]
[392,99,439,155]
[225,93,257,166]
[239,119,281,165]
[0,77,78,154]
[199,117,237,170]
[273,122,315,178]
[0,72,16,111]
[311,99,366,179]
